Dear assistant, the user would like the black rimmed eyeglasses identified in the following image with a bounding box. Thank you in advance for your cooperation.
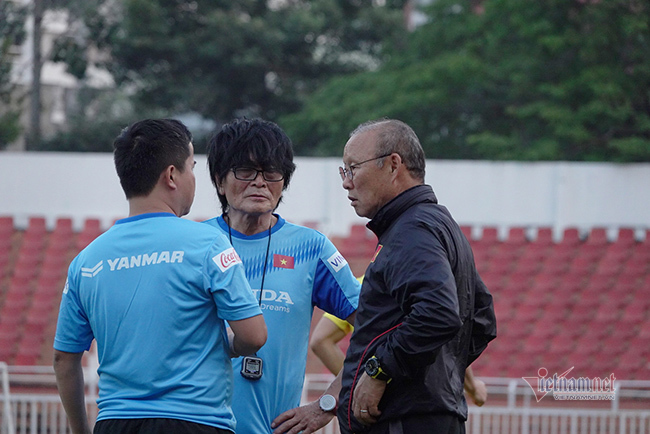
[338,153,392,181]
[232,167,284,182]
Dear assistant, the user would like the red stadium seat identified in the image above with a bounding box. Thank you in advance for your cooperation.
[571,334,602,358]
[547,335,575,357]
[617,353,647,380]
[560,227,582,246]
[585,227,609,246]
[533,227,554,246]
[600,335,628,356]
[530,318,559,343]
[615,227,636,246]
[618,302,648,328]
[505,226,528,246]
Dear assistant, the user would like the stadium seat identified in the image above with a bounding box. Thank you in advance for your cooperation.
[617,356,645,380]
[26,216,47,235]
[538,302,570,324]
[520,335,549,359]
[514,256,542,278]
[575,331,604,351]
[588,353,617,378]
[531,320,557,340]
[0,217,13,249]
[593,303,621,323]
[480,226,499,243]
[509,353,541,377]
[76,218,104,249]
[585,227,609,246]
[637,321,650,340]
[1,290,29,312]
[560,227,582,245]
[600,335,628,356]
[618,302,648,328]
[505,226,528,246]
[615,227,637,246]
[52,217,74,239]
[533,227,554,246]
[514,299,543,322]
[625,336,650,360]
[547,335,575,357]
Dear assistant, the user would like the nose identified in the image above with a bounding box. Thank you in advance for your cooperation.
[342,176,353,190]
[251,171,266,184]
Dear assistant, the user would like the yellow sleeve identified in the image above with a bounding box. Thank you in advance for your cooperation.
[323,312,354,334]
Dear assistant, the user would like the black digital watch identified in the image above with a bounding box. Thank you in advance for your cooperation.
[364,356,391,382]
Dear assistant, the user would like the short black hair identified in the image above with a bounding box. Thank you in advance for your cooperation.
[207,118,296,214]
[113,119,193,199]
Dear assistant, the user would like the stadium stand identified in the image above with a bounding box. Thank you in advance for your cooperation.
[0,218,648,379]
[0,217,649,433]
[323,223,650,386]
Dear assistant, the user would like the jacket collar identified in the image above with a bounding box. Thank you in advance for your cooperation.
[367,184,438,237]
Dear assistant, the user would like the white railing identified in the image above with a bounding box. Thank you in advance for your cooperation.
[2,372,650,434]
[0,362,14,434]
[467,407,650,434]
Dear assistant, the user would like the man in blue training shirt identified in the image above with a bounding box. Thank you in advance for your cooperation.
[53,118,267,434]
[204,118,360,433]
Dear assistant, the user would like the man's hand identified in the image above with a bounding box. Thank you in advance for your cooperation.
[271,400,335,434]
[352,372,386,426]
[466,377,488,406]
[464,367,488,407]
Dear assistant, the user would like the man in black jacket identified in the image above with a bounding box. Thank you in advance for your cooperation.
[336,119,497,434]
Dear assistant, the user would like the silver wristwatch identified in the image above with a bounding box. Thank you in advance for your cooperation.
[319,394,337,412]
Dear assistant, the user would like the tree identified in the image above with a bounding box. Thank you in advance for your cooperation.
[282,0,650,161]
[52,0,407,128]
[0,1,27,149]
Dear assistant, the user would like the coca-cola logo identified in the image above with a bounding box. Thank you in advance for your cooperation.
[220,250,239,267]
[213,247,242,272]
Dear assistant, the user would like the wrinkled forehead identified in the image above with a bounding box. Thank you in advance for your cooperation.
[343,130,379,163]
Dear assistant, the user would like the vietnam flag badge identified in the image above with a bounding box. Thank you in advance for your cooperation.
[273,254,295,269]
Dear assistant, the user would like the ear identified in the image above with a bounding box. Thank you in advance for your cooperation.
[216,179,225,195]
[389,153,402,173]
[164,165,178,190]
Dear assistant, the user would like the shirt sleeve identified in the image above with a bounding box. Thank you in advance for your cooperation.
[468,272,497,365]
[323,312,354,334]
[206,243,262,321]
[312,238,360,321]
[53,262,94,353]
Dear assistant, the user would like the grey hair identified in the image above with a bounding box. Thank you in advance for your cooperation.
[350,118,425,181]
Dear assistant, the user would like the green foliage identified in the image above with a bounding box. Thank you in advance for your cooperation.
[33,87,136,152]
[283,0,650,161]
[52,0,406,126]
[0,1,27,148]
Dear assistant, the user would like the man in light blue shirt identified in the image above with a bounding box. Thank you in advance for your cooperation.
[53,119,267,434]
[205,118,360,434]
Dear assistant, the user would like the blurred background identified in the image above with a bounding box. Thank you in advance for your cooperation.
[2,0,649,161]
[1,0,650,433]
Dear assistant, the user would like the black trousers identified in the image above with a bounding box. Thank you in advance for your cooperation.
[93,418,232,434]
[368,413,465,434]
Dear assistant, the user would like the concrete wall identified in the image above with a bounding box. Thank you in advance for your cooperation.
[1,152,648,240]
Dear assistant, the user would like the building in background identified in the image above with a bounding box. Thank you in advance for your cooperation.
[6,0,112,151]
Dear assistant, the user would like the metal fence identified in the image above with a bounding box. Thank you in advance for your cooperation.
[2,370,650,434]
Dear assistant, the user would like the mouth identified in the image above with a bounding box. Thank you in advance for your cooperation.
[247,194,269,200]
